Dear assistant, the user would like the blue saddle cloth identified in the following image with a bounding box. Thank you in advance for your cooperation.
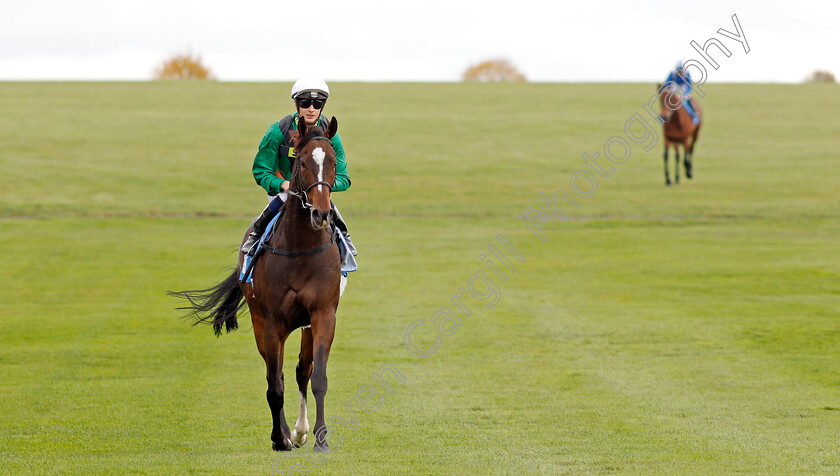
[239,215,357,284]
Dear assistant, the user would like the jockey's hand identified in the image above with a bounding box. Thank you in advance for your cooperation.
[282,181,290,192]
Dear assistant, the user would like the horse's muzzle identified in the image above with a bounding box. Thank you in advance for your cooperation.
[310,209,331,230]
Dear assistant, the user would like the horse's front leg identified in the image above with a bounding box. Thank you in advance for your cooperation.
[686,134,697,179]
[265,320,293,451]
[291,327,314,447]
[674,145,681,184]
[309,310,336,452]
[684,149,693,179]
[663,144,671,186]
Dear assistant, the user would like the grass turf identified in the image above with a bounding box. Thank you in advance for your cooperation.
[0,81,838,474]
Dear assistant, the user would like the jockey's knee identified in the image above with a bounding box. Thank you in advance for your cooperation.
[268,195,284,213]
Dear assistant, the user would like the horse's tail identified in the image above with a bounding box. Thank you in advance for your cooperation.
[168,268,245,336]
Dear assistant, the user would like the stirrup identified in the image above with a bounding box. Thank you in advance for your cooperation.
[240,203,280,255]
[241,232,260,256]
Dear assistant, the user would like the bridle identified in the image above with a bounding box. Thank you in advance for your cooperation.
[245,134,337,263]
[286,135,336,212]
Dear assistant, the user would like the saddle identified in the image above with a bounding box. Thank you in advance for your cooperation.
[239,213,357,285]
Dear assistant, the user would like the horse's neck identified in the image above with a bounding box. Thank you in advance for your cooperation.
[675,105,691,129]
[274,197,330,249]
[666,105,690,132]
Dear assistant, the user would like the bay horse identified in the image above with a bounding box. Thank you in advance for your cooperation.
[171,117,342,452]
[657,83,702,185]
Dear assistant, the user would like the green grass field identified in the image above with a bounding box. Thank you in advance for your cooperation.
[1,81,838,475]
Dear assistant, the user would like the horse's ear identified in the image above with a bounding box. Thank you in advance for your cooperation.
[298,115,307,137]
[328,116,338,139]
[656,82,663,91]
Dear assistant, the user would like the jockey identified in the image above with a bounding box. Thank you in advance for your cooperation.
[241,78,356,257]
[664,61,701,125]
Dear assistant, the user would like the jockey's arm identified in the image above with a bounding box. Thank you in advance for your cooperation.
[331,132,351,192]
[252,124,287,196]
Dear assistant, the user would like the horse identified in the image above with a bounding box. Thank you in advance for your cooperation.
[171,117,342,452]
[657,83,702,185]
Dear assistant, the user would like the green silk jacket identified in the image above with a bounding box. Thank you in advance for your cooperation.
[252,113,350,196]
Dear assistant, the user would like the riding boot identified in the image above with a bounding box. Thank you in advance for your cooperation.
[689,97,701,125]
[331,204,357,256]
[241,204,279,256]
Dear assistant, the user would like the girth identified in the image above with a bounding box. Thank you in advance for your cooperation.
[260,232,336,257]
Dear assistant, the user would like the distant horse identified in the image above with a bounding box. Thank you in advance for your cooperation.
[171,117,342,452]
[657,83,702,185]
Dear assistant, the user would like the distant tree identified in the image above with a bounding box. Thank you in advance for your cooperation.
[463,59,526,82]
[153,53,215,80]
[804,69,835,83]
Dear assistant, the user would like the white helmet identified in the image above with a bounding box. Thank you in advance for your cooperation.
[291,78,330,100]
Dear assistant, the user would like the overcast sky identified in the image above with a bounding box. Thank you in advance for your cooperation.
[0,0,836,82]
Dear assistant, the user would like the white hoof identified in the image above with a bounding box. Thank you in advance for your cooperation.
[290,429,307,446]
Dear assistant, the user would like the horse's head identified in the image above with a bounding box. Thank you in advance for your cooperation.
[290,116,339,230]
[657,82,683,123]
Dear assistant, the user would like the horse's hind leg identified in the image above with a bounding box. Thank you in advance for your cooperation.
[663,145,671,186]
[310,311,337,452]
[290,327,313,447]
[265,321,293,451]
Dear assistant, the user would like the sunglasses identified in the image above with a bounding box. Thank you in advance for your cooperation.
[296,98,325,109]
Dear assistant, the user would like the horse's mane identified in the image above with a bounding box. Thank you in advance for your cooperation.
[293,125,329,152]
